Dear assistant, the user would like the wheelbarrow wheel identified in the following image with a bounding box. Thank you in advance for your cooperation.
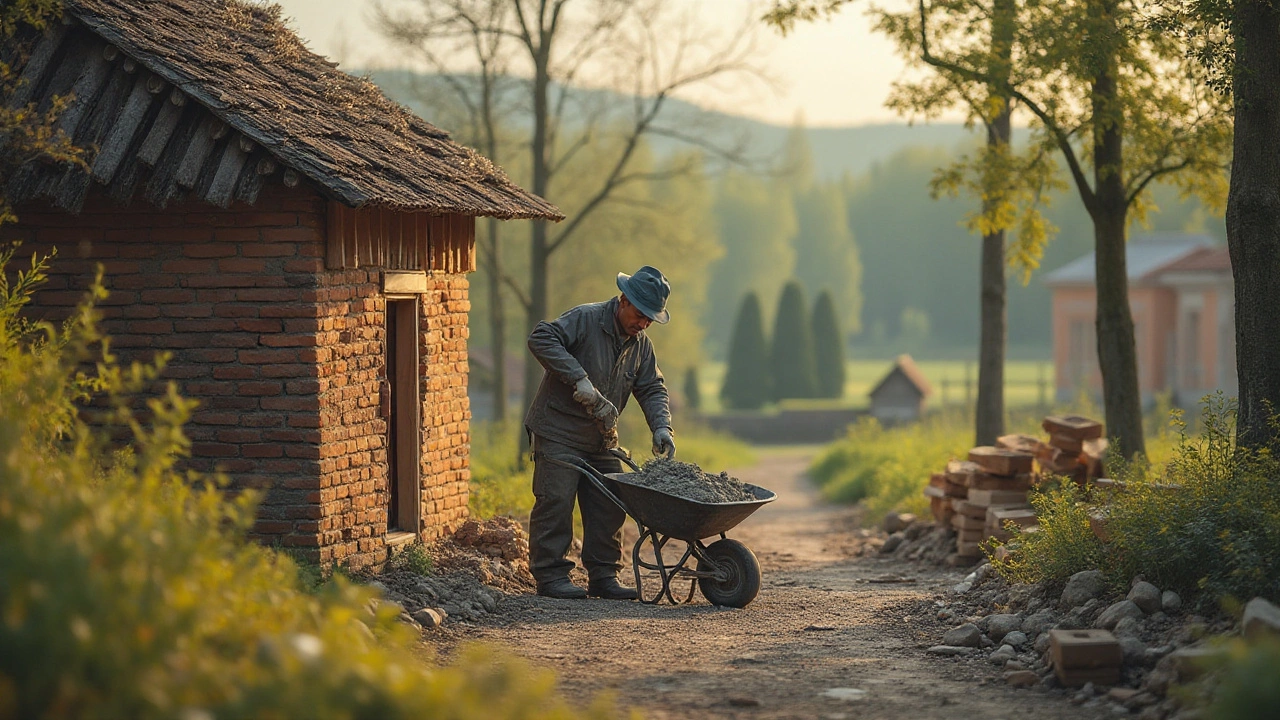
[696,539,761,608]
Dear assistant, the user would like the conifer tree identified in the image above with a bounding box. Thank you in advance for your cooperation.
[683,366,702,412]
[720,293,772,410]
[811,290,845,399]
[770,281,818,400]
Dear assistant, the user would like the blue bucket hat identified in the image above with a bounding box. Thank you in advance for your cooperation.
[616,265,671,324]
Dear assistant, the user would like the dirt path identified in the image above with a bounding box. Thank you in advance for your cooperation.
[433,449,1096,719]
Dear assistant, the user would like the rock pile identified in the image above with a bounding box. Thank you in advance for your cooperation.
[631,457,756,504]
[928,564,1261,719]
[371,517,538,632]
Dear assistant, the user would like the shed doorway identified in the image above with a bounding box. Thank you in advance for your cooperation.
[385,299,421,537]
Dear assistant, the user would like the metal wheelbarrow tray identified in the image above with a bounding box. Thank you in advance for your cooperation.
[545,452,776,608]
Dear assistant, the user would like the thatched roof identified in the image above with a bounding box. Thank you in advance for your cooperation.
[8,0,561,219]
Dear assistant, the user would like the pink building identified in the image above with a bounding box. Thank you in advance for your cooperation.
[1045,235,1235,407]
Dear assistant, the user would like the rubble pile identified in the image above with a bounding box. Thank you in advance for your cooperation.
[927,564,1267,719]
[372,517,537,631]
[631,457,756,504]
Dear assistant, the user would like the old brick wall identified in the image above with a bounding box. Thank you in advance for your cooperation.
[4,184,472,570]
[417,274,471,539]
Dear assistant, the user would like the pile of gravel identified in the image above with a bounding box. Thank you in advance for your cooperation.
[630,457,756,504]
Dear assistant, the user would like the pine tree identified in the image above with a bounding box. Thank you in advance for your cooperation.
[683,366,702,412]
[770,281,818,400]
[811,290,845,399]
[720,293,772,410]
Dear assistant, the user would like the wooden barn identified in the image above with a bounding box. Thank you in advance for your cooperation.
[1,0,561,569]
[868,354,932,424]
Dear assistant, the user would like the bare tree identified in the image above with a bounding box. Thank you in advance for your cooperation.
[380,0,763,455]
[376,0,521,421]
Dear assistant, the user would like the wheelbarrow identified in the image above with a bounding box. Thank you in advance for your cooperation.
[544,449,776,608]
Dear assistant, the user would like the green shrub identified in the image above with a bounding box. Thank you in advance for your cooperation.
[989,480,1105,585]
[811,289,845,399]
[720,292,772,410]
[809,414,971,521]
[0,250,599,720]
[993,397,1280,608]
[1200,637,1280,720]
[770,281,817,400]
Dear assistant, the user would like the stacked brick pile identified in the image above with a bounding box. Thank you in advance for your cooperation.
[922,414,1108,559]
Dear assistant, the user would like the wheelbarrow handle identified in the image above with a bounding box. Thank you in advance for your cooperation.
[609,446,642,472]
[542,453,635,518]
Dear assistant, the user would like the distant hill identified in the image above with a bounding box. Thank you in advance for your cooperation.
[368,69,972,180]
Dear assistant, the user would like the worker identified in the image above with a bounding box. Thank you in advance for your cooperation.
[524,265,676,599]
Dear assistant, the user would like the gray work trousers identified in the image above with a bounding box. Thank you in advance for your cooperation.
[529,435,626,584]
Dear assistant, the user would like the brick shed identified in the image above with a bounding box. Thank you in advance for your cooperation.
[1,0,561,569]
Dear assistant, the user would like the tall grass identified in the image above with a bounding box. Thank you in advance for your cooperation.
[809,412,973,521]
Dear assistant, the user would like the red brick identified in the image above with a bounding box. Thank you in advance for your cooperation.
[236,319,283,333]
[174,319,237,333]
[161,259,217,274]
[283,258,324,273]
[191,442,238,457]
[238,348,297,364]
[237,381,283,396]
[128,320,173,334]
[263,227,316,243]
[141,289,197,304]
[185,243,238,258]
[219,258,267,273]
[212,366,256,380]
[217,429,264,443]
[241,243,296,257]
[243,444,284,458]
[261,396,320,412]
[260,333,319,348]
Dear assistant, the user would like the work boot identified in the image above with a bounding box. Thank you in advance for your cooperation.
[587,576,639,601]
[536,577,587,599]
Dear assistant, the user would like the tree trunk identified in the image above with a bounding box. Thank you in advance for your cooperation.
[520,46,552,457]
[1089,19,1146,457]
[1227,0,1280,452]
[483,217,507,421]
[974,0,1015,446]
[976,224,1007,445]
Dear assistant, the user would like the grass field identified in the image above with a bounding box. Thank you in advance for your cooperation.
[695,359,1054,414]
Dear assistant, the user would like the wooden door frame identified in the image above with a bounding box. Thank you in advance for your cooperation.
[387,295,422,536]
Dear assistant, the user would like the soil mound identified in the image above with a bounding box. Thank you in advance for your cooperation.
[435,516,537,593]
[630,457,756,504]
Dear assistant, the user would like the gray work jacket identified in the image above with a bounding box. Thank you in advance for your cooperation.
[524,297,672,452]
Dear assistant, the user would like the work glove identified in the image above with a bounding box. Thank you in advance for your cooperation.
[573,377,619,427]
[652,427,676,458]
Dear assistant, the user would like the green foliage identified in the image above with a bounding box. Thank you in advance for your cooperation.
[683,365,702,411]
[705,171,797,356]
[389,542,435,576]
[785,128,863,332]
[770,281,817,400]
[1199,637,1280,720]
[809,414,972,522]
[0,252,598,720]
[811,290,845,399]
[989,480,1106,585]
[720,293,772,410]
[468,420,534,521]
[993,398,1280,608]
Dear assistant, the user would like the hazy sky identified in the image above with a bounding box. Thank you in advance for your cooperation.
[270,0,919,128]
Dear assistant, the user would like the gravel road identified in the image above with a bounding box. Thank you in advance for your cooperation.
[429,448,1099,719]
